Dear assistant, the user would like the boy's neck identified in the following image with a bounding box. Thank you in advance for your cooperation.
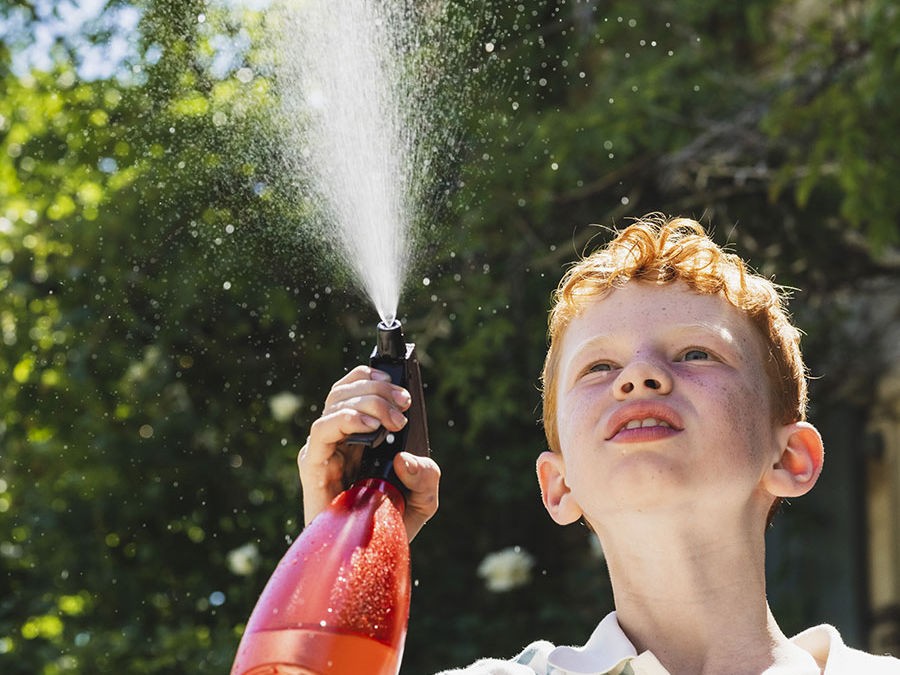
[596,512,816,675]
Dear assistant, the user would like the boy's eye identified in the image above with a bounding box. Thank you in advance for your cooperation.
[682,349,710,361]
[588,362,613,373]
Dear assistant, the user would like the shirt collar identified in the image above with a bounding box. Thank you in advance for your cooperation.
[546,612,838,675]
[789,624,843,673]
[546,612,637,674]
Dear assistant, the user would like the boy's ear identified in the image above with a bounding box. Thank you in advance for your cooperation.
[536,451,583,525]
[762,421,824,498]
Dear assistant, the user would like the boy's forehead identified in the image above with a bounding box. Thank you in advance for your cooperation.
[562,280,760,353]
[573,278,728,313]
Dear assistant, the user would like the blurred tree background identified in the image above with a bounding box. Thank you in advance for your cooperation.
[1,0,899,673]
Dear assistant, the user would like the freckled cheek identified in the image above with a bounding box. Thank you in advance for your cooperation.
[556,390,605,454]
[716,383,771,463]
[719,384,745,418]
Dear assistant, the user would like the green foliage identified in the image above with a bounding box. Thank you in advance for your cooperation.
[764,0,900,246]
[1,0,897,673]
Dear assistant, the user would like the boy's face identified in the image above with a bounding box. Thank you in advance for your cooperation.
[551,280,782,527]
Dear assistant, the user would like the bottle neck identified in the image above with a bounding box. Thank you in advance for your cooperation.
[352,477,406,514]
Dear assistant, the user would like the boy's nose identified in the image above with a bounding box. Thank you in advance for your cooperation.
[613,360,673,400]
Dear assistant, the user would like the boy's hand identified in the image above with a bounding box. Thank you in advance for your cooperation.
[297,365,440,542]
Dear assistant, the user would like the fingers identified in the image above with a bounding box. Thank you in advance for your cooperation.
[393,452,441,542]
[299,365,413,527]
[325,365,412,411]
[302,409,376,466]
[322,366,411,432]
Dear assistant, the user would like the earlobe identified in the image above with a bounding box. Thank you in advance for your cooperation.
[536,451,583,525]
[764,422,824,498]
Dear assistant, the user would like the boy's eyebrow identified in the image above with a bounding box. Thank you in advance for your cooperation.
[567,335,615,359]
[669,322,737,342]
[568,322,748,362]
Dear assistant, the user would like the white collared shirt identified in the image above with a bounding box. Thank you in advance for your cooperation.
[436,611,900,674]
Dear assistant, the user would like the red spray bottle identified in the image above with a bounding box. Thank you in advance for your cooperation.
[231,320,430,675]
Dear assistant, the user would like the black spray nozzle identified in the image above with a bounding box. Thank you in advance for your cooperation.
[345,320,430,496]
[375,319,405,359]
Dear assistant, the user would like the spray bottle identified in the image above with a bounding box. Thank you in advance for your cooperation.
[231,320,429,675]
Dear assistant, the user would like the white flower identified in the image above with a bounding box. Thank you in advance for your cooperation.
[269,391,302,422]
[477,546,535,592]
[227,543,261,576]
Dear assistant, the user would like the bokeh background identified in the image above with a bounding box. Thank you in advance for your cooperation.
[2,0,900,672]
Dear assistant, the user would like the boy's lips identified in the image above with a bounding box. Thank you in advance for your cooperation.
[605,403,684,441]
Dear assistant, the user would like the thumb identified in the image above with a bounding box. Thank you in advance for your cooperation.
[393,452,440,542]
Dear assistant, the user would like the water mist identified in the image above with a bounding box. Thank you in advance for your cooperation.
[273,0,446,323]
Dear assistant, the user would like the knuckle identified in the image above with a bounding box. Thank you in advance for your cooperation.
[309,416,328,434]
[339,407,360,422]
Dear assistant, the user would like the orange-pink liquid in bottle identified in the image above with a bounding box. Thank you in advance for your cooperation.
[231,479,410,675]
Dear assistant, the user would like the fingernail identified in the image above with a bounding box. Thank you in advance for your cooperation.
[389,408,408,428]
[361,414,380,429]
[370,369,391,381]
[392,388,411,406]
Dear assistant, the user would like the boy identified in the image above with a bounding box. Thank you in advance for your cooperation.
[298,215,900,673]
